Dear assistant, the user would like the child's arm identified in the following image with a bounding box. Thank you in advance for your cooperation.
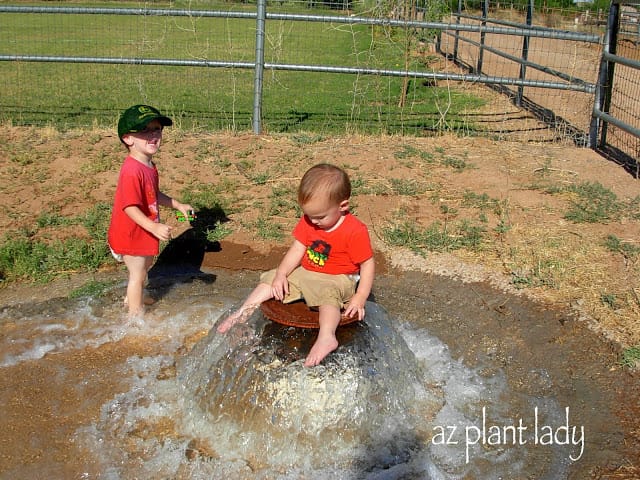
[344,256,375,320]
[157,192,194,220]
[271,240,306,301]
[124,205,173,241]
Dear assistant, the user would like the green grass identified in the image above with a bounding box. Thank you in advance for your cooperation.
[563,182,623,223]
[68,279,117,299]
[382,218,486,254]
[0,1,488,135]
[620,345,640,369]
[535,181,640,225]
[0,203,111,283]
[603,234,640,260]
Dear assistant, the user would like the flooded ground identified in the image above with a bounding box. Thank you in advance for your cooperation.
[0,242,638,479]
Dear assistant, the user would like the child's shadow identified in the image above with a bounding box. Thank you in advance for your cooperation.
[147,206,228,299]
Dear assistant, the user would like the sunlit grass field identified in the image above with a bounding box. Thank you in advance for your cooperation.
[0,0,485,134]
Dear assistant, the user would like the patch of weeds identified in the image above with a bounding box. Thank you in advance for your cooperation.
[9,151,37,167]
[81,151,113,175]
[509,257,561,289]
[457,220,486,248]
[48,236,109,273]
[510,273,533,288]
[180,183,229,212]
[0,232,108,283]
[600,292,618,309]
[603,234,640,260]
[563,182,623,223]
[193,139,216,162]
[236,142,262,159]
[291,133,325,145]
[394,145,421,160]
[250,172,271,185]
[393,145,435,164]
[381,218,486,254]
[205,221,233,243]
[69,280,116,299]
[351,176,387,196]
[236,159,255,176]
[620,345,640,369]
[627,195,640,221]
[463,191,501,212]
[215,156,232,169]
[88,133,102,145]
[494,217,511,235]
[252,217,284,241]
[0,235,47,282]
[82,202,112,241]
[216,178,242,197]
[269,185,297,216]
[37,211,73,228]
[389,178,427,196]
[441,155,470,171]
[439,204,458,217]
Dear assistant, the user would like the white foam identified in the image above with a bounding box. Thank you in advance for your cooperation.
[2,281,573,479]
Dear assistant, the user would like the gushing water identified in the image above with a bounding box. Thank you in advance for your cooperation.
[0,273,578,479]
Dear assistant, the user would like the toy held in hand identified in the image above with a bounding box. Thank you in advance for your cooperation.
[176,210,196,222]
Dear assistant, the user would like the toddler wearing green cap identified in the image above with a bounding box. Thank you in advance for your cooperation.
[107,105,194,320]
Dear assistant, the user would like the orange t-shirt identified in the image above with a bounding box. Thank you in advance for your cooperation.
[293,212,373,275]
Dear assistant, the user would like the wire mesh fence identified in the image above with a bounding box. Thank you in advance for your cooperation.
[0,0,636,152]
[437,3,602,145]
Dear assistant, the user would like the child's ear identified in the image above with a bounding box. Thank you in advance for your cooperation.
[339,199,350,212]
[122,134,134,147]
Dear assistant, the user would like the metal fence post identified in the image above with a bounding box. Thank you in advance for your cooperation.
[516,0,533,107]
[452,0,462,62]
[477,0,488,74]
[252,0,266,134]
[589,1,619,148]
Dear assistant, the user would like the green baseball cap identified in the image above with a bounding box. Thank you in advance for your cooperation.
[118,104,173,140]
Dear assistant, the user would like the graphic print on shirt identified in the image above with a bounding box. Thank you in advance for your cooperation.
[306,240,331,268]
[146,185,159,222]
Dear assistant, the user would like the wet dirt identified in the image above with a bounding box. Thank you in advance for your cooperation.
[0,240,638,478]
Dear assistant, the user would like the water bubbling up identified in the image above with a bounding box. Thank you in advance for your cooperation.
[1,275,574,479]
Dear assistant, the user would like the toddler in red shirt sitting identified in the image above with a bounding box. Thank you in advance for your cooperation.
[217,163,375,367]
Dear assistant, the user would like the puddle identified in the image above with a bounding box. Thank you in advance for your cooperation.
[0,266,633,479]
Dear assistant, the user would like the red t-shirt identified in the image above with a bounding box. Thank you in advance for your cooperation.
[107,156,160,256]
[293,212,373,275]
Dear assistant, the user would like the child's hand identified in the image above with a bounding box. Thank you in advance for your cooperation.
[271,274,290,301]
[152,223,173,241]
[344,294,367,320]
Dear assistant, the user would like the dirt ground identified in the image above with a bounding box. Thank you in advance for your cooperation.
[1,124,640,477]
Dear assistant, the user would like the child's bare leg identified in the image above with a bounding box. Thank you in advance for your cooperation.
[217,283,274,333]
[123,255,153,318]
[304,305,341,367]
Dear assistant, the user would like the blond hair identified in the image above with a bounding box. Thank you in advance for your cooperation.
[298,163,351,206]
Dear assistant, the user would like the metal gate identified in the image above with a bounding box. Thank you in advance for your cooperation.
[589,0,640,175]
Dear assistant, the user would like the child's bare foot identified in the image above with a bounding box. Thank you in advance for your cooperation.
[304,335,339,367]
[124,295,154,307]
[217,304,258,333]
[143,295,156,306]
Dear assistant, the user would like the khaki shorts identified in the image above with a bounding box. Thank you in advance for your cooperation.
[260,267,358,309]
